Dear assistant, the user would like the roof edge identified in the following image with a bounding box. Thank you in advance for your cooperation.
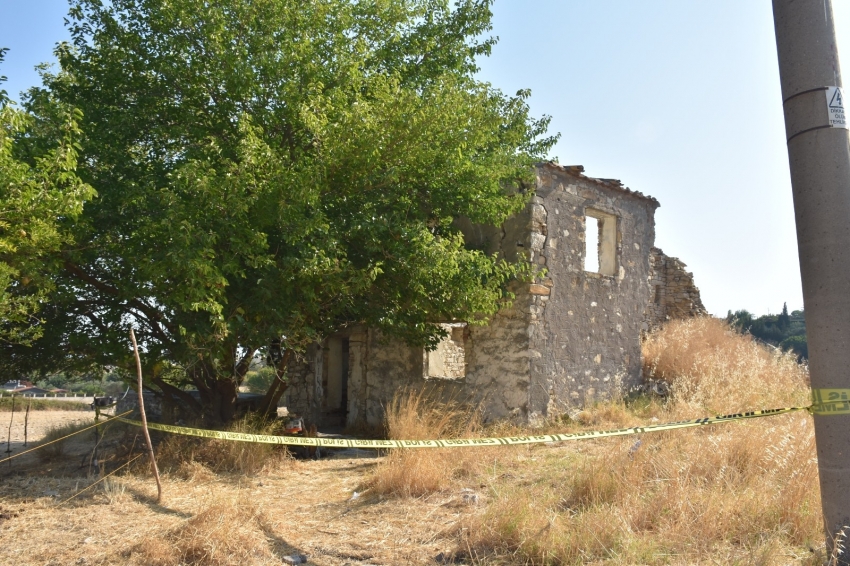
[537,161,660,207]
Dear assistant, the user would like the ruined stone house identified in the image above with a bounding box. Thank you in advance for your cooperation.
[285,162,705,427]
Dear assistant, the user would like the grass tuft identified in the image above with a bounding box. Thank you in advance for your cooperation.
[366,388,495,497]
[35,421,92,462]
[156,416,291,476]
[127,495,276,566]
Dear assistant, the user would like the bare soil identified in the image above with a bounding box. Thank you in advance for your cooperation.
[1,409,99,463]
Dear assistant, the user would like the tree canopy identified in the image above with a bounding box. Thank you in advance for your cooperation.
[0,48,95,347]
[4,0,557,423]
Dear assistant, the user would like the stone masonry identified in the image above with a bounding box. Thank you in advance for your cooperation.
[644,247,707,328]
[285,162,702,427]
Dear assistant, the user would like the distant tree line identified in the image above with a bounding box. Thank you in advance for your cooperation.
[30,370,128,397]
[726,303,807,360]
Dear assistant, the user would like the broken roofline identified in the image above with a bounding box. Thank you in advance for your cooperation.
[538,162,661,208]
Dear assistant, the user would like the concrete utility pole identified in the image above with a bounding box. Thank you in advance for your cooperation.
[772,0,850,560]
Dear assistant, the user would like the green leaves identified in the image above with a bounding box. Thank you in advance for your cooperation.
[0,92,94,345]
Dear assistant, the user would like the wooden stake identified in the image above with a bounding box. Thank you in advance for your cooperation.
[5,396,16,459]
[23,400,30,447]
[130,329,162,502]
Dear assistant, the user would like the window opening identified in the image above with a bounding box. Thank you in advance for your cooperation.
[584,210,618,276]
[425,323,467,379]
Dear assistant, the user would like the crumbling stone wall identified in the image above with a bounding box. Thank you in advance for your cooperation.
[425,324,467,379]
[645,247,707,327]
[524,164,659,420]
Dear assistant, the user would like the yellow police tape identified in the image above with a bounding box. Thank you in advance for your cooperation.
[811,388,850,414]
[115,388,850,449]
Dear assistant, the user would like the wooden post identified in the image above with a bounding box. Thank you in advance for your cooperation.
[23,401,30,447]
[130,329,162,502]
[5,396,15,460]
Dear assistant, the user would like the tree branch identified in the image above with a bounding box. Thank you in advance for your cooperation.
[62,260,177,341]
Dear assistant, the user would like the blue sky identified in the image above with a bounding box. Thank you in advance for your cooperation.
[3,1,849,316]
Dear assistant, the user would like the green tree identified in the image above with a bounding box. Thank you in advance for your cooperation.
[11,0,557,424]
[727,304,807,360]
[778,301,790,331]
[0,48,95,347]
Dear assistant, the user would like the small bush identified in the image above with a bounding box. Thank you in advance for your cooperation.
[36,421,92,462]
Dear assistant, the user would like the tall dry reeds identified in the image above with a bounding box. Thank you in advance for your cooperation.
[460,317,822,564]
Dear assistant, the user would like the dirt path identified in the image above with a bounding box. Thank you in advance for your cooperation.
[0,411,481,565]
[0,454,479,565]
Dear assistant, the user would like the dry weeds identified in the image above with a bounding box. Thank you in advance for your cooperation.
[126,495,277,566]
[366,388,502,497]
[156,416,292,476]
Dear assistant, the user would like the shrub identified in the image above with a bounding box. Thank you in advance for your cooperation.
[36,421,93,462]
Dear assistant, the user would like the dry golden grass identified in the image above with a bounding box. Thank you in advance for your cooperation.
[460,317,822,565]
[156,415,291,476]
[126,495,277,566]
[366,388,497,497]
[0,318,828,565]
[642,316,811,413]
[35,421,94,462]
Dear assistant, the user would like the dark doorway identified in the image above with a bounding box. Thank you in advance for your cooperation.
[323,336,349,426]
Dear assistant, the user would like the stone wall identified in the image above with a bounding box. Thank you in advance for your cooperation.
[645,247,707,327]
[524,164,659,420]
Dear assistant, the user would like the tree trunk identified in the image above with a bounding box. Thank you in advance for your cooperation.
[207,378,238,425]
[151,376,202,422]
[258,349,292,417]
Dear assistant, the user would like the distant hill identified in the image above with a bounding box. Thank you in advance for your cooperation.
[726,303,807,360]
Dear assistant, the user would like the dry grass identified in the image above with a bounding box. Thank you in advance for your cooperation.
[366,388,498,497]
[460,317,822,564]
[0,318,827,565]
[156,415,291,476]
[126,495,277,566]
[35,421,94,462]
[0,397,92,411]
[642,316,811,413]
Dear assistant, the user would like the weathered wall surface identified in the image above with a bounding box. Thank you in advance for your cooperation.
[645,247,707,327]
[283,347,317,422]
[525,164,659,420]
[285,306,533,427]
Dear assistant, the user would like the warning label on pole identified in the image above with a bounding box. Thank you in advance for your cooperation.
[826,87,848,129]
